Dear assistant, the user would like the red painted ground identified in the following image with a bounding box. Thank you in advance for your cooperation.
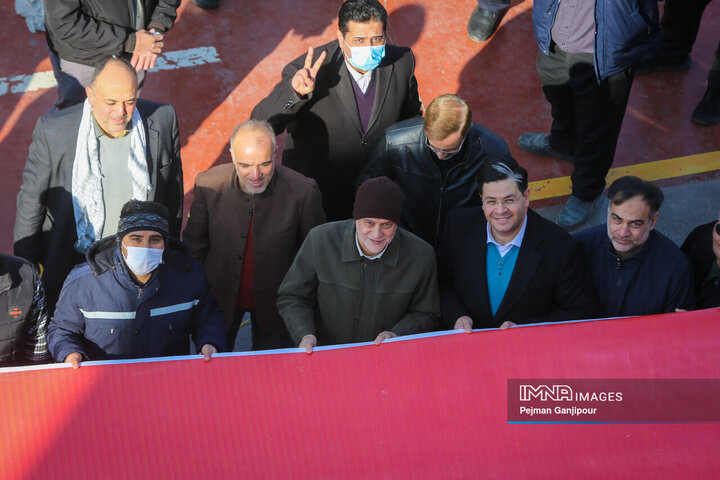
[0,0,718,253]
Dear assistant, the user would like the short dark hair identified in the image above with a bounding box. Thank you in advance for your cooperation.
[477,156,529,195]
[90,56,136,87]
[338,0,388,35]
[608,176,664,215]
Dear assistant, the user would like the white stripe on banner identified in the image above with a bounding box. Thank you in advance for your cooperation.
[80,309,136,320]
[0,46,222,97]
[150,299,200,317]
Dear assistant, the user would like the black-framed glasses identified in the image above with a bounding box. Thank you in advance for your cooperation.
[426,136,466,156]
[715,223,720,235]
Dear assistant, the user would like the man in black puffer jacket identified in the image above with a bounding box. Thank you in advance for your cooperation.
[0,254,50,367]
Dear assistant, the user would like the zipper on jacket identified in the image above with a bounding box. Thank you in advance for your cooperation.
[433,161,467,245]
[353,261,368,339]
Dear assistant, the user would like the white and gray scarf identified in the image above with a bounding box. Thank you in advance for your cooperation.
[71,99,152,253]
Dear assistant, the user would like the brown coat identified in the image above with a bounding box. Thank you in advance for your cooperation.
[182,163,325,334]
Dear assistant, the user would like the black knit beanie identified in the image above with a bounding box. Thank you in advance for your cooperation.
[353,176,402,223]
[116,200,170,243]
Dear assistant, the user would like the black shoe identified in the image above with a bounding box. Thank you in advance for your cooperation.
[192,0,219,9]
[691,87,720,126]
[634,54,691,75]
[467,6,509,43]
[518,133,573,163]
[556,196,596,230]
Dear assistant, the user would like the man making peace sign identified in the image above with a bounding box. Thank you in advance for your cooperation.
[252,0,422,221]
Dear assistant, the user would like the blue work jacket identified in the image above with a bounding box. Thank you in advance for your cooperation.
[48,237,226,362]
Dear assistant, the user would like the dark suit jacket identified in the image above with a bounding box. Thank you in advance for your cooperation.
[14,99,183,307]
[251,40,422,220]
[681,221,719,309]
[182,164,325,335]
[439,208,597,328]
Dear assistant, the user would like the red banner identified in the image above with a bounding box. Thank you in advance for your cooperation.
[2,309,720,479]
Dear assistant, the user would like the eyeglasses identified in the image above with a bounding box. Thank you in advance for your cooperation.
[426,136,465,156]
[716,223,720,235]
[482,196,522,208]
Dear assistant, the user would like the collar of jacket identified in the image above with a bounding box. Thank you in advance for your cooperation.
[386,119,486,171]
[604,229,655,266]
[86,236,194,276]
[339,219,401,267]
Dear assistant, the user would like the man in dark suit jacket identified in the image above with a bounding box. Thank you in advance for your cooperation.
[251,0,422,221]
[183,120,326,350]
[439,157,597,331]
[14,57,183,310]
[681,212,720,309]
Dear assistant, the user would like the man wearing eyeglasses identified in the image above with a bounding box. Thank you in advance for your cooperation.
[359,94,509,247]
[682,212,720,309]
[576,176,695,317]
[252,0,422,222]
[439,157,597,331]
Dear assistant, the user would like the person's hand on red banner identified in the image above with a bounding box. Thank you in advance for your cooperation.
[201,344,217,362]
[499,321,517,330]
[299,334,317,354]
[373,331,397,345]
[453,316,473,333]
[64,352,82,370]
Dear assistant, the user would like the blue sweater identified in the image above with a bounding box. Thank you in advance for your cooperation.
[575,225,695,317]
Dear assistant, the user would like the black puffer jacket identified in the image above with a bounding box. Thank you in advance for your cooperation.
[0,254,49,366]
[45,0,180,65]
[359,118,510,246]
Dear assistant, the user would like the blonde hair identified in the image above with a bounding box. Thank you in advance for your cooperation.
[423,94,472,141]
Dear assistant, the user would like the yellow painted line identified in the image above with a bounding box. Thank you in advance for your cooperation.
[529,151,720,201]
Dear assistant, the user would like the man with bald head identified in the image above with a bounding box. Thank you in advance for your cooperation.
[183,120,325,350]
[14,56,183,310]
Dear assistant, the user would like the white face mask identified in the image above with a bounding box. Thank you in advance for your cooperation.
[122,245,164,276]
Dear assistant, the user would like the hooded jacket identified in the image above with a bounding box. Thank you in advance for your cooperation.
[48,236,226,362]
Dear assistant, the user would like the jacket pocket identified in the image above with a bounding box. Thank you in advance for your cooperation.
[84,318,132,355]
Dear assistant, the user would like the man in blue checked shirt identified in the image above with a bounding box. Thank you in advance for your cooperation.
[48,200,225,369]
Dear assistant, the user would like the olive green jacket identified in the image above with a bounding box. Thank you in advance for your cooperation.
[278,220,440,346]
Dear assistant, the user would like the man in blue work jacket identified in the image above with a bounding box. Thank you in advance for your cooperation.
[48,200,226,368]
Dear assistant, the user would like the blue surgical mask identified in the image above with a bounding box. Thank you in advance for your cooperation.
[343,39,385,72]
[122,245,164,276]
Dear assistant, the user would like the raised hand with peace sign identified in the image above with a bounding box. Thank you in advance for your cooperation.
[291,46,327,97]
